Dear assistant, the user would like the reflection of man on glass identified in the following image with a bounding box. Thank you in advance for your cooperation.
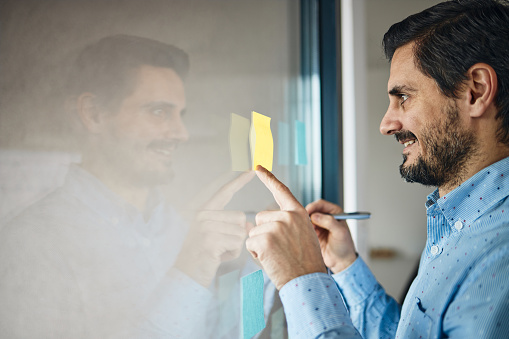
[0,35,252,338]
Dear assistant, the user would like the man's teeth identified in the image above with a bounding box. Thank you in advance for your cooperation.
[154,149,171,156]
[404,140,416,147]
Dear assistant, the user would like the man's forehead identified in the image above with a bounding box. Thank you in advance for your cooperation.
[132,66,186,97]
[387,44,420,91]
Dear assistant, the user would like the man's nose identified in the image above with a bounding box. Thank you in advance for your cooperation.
[164,116,189,142]
[380,106,403,135]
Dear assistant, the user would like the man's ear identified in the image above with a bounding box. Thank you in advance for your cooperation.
[76,93,106,134]
[463,63,498,118]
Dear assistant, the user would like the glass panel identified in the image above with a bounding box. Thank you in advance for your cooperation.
[0,0,319,337]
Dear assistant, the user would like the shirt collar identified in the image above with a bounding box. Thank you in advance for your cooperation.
[426,156,509,228]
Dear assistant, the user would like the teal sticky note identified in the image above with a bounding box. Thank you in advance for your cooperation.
[217,270,240,337]
[278,122,290,165]
[295,120,308,165]
[241,270,266,339]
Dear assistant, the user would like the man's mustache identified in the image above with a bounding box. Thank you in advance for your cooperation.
[147,140,180,150]
[394,130,417,143]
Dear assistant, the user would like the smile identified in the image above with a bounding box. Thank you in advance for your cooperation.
[152,148,173,156]
[404,139,416,147]
[148,140,179,158]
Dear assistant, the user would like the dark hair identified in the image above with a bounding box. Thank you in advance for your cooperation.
[68,34,189,109]
[383,0,509,145]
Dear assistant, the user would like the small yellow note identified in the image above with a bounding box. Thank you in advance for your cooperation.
[250,111,273,171]
[229,113,250,171]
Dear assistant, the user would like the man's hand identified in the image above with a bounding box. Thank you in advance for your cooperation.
[246,166,326,290]
[175,171,255,287]
[306,199,357,273]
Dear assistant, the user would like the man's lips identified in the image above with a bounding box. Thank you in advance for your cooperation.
[147,140,179,157]
[395,131,418,149]
[393,131,419,156]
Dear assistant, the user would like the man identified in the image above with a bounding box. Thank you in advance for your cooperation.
[0,35,253,338]
[247,1,509,338]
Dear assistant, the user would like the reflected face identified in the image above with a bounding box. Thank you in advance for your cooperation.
[99,65,188,185]
[380,44,477,187]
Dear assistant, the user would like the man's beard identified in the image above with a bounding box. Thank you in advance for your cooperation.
[398,103,478,188]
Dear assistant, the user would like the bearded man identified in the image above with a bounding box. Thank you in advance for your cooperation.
[246,1,509,338]
[0,35,252,338]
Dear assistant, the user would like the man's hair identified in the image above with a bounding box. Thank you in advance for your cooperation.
[67,34,189,109]
[383,0,509,145]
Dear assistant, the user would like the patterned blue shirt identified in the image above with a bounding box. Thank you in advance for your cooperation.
[280,157,509,338]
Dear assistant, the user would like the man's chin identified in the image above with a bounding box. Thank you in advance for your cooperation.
[399,157,441,187]
[135,168,175,187]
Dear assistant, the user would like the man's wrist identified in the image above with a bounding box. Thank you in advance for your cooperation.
[330,252,358,274]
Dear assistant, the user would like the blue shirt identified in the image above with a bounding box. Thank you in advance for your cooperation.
[0,165,215,338]
[280,157,509,338]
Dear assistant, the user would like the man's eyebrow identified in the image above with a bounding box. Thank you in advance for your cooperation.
[141,101,187,115]
[141,101,177,109]
[388,85,417,96]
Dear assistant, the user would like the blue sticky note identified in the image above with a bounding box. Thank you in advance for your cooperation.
[295,120,308,165]
[241,270,266,339]
[278,122,290,165]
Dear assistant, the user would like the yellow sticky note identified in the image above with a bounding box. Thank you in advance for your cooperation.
[250,111,273,171]
[229,113,251,171]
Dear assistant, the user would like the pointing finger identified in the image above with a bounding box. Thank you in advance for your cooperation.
[203,171,256,210]
[255,165,303,211]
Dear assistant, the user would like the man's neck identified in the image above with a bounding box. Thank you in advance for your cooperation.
[80,161,150,212]
[438,145,509,196]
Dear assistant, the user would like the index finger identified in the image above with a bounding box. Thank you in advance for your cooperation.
[202,171,256,210]
[255,165,303,211]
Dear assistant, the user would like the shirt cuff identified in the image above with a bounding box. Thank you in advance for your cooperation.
[279,273,354,339]
[332,256,378,307]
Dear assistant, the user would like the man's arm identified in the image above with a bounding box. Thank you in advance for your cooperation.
[306,199,401,338]
[246,166,362,338]
[0,172,254,338]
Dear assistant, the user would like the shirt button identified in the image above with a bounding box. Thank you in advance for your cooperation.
[142,238,151,247]
[431,245,440,255]
[454,220,463,230]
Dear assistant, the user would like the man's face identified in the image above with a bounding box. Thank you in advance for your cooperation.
[97,65,188,186]
[380,43,477,188]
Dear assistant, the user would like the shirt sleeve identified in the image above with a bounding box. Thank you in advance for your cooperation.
[279,272,363,339]
[332,257,400,339]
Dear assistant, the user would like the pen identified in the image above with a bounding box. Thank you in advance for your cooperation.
[331,212,371,220]
[245,211,371,221]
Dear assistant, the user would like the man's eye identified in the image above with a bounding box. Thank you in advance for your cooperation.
[152,109,165,116]
[400,94,409,105]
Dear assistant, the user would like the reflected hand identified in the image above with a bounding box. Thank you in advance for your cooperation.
[306,199,357,274]
[175,171,255,287]
[246,166,326,290]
